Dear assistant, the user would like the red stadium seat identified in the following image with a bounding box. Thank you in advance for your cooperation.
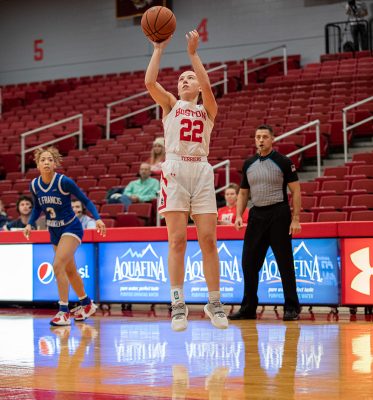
[76,178,97,193]
[6,206,18,220]
[350,194,373,209]
[98,177,120,190]
[320,180,349,194]
[300,196,318,211]
[299,212,314,223]
[0,181,13,192]
[101,218,115,228]
[351,179,373,193]
[349,210,373,221]
[1,192,20,206]
[107,163,131,176]
[351,165,373,178]
[79,155,97,167]
[352,152,373,164]
[127,203,153,225]
[13,181,30,193]
[66,166,87,179]
[323,166,349,179]
[88,190,107,205]
[300,181,319,196]
[317,211,348,222]
[115,212,143,227]
[100,203,125,217]
[319,195,349,209]
[83,124,103,146]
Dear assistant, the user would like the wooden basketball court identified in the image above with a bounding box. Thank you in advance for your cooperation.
[0,307,372,399]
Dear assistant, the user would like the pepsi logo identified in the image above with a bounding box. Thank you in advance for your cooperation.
[37,262,54,285]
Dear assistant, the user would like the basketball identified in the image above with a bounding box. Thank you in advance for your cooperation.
[141,6,176,43]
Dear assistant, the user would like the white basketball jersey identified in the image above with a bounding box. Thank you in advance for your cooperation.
[163,100,214,157]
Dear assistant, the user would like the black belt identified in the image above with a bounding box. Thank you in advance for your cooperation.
[252,201,287,211]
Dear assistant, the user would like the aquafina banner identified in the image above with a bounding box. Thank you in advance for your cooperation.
[98,238,339,304]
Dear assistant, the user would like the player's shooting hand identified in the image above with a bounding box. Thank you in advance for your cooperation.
[152,35,173,50]
[186,30,199,55]
[96,219,106,237]
[234,216,244,231]
[23,224,32,240]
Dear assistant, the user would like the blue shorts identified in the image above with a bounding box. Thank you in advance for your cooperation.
[48,217,84,246]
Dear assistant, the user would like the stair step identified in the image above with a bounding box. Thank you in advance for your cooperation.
[299,141,373,181]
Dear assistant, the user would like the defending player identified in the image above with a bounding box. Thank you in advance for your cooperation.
[23,146,106,326]
[145,30,228,331]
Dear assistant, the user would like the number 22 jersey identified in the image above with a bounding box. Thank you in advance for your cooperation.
[163,100,214,157]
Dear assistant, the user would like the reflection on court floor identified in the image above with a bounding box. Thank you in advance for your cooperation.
[0,315,372,399]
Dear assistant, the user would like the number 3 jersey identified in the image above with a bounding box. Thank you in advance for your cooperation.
[29,173,100,228]
[163,100,214,157]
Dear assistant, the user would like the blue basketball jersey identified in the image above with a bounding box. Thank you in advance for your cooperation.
[30,173,76,227]
[29,173,100,229]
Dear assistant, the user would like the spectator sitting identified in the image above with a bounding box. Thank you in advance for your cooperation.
[3,195,36,231]
[72,199,96,229]
[218,183,249,225]
[0,199,9,228]
[109,162,160,208]
[147,137,165,175]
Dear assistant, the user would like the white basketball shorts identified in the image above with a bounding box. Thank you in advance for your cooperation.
[158,156,217,215]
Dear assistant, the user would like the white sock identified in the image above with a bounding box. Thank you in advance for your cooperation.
[171,287,184,305]
[208,291,221,303]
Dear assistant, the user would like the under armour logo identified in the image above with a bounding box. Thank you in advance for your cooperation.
[350,247,373,295]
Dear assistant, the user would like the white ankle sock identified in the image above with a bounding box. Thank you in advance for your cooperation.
[208,291,221,303]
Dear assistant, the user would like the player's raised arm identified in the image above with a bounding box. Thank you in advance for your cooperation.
[186,30,217,121]
[145,37,177,116]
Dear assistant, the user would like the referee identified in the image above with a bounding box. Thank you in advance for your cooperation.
[229,125,301,321]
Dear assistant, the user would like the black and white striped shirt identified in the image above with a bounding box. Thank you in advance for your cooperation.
[240,150,298,207]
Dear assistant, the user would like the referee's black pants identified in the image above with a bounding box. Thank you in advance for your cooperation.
[239,202,300,314]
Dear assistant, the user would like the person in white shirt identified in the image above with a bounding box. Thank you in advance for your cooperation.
[145,30,228,332]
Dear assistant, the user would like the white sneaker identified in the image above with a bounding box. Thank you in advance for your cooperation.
[171,303,188,332]
[204,302,229,329]
[71,300,98,321]
[50,311,71,326]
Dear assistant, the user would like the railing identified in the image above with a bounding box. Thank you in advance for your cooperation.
[105,64,228,140]
[213,159,231,194]
[325,20,372,54]
[274,120,322,177]
[243,44,288,86]
[20,114,83,173]
[342,96,373,163]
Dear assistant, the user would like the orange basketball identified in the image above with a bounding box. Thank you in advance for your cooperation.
[141,6,176,43]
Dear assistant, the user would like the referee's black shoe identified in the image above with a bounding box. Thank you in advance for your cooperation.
[283,309,300,321]
[228,310,257,320]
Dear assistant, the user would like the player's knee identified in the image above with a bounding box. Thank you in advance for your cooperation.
[199,235,217,253]
[65,266,78,278]
[53,259,67,274]
[168,234,187,252]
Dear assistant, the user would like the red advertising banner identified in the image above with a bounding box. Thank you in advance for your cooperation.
[341,238,373,305]
[116,0,168,19]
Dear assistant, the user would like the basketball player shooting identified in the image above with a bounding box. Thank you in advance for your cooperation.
[144,30,229,332]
